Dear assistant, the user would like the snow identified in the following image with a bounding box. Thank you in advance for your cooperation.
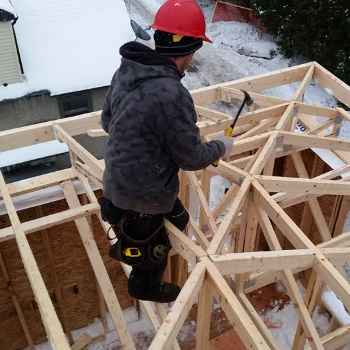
[0,140,68,167]
[322,289,350,326]
[0,0,133,101]
[0,0,15,16]
[29,308,155,350]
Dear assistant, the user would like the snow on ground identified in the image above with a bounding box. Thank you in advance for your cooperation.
[30,308,155,350]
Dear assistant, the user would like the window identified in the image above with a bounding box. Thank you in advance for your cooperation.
[0,20,22,86]
[57,91,92,118]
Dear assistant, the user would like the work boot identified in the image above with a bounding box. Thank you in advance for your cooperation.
[128,268,181,303]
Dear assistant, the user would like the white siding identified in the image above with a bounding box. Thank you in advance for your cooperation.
[0,21,22,85]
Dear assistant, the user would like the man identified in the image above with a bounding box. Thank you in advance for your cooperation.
[100,0,233,303]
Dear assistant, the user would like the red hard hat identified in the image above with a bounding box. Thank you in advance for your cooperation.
[151,0,212,43]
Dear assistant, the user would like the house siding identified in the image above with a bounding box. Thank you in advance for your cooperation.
[0,21,22,85]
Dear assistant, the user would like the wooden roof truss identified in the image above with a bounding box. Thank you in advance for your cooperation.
[1,61,350,349]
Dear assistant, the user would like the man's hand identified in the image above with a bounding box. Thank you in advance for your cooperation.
[215,133,234,159]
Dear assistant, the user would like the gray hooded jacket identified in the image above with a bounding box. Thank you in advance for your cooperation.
[102,42,225,214]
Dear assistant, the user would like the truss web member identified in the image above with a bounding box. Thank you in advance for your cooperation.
[100,0,233,303]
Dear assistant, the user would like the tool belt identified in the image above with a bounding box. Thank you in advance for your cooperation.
[109,216,171,270]
[99,197,171,270]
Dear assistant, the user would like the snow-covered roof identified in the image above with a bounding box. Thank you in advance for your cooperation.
[0,0,133,101]
[0,0,16,17]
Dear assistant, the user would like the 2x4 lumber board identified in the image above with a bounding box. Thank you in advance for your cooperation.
[308,119,335,135]
[319,325,350,350]
[250,132,279,174]
[191,63,313,105]
[62,181,136,350]
[337,107,350,123]
[0,203,100,242]
[253,180,315,249]
[205,260,272,350]
[211,248,350,275]
[210,161,247,184]
[5,168,76,197]
[54,125,104,181]
[148,262,206,350]
[0,111,101,152]
[291,153,332,241]
[0,251,35,349]
[208,178,251,254]
[196,103,288,129]
[74,172,183,350]
[235,118,277,141]
[0,172,71,350]
[195,278,212,350]
[199,170,211,228]
[313,255,350,312]
[37,205,74,343]
[189,218,210,249]
[296,102,338,118]
[165,220,207,261]
[220,87,288,107]
[255,207,324,350]
[274,164,350,208]
[191,87,220,106]
[244,231,350,294]
[257,175,350,196]
[276,102,296,131]
[292,274,323,350]
[230,132,272,156]
[254,181,350,312]
[237,292,280,350]
[314,62,350,108]
[186,172,218,236]
[281,130,350,152]
[236,103,289,128]
[293,64,315,101]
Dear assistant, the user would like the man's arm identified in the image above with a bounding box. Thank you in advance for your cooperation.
[163,88,226,171]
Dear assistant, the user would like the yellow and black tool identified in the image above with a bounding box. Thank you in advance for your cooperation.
[225,90,254,137]
[212,90,253,167]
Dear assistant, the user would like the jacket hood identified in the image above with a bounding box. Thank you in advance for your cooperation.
[114,42,182,96]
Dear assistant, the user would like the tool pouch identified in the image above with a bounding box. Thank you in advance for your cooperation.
[109,216,171,270]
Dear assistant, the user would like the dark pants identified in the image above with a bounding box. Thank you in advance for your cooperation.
[100,197,189,282]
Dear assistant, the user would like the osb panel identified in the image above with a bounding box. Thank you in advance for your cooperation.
[0,195,132,349]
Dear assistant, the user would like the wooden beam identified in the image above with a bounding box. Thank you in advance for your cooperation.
[0,203,100,242]
[62,181,136,350]
[281,130,350,152]
[148,262,206,350]
[0,171,71,350]
[257,175,350,196]
[208,178,251,254]
[54,124,104,181]
[195,278,212,350]
[291,152,332,241]
[205,260,271,350]
[293,64,315,101]
[212,248,350,275]
[0,111,101,152]
[314,62,350,108]
[220,87,288,107]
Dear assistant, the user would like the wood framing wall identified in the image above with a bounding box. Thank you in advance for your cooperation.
[0,194,132,349]
[1,62,350,350]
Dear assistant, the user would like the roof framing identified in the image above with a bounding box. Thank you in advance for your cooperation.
[1,62,350,349]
